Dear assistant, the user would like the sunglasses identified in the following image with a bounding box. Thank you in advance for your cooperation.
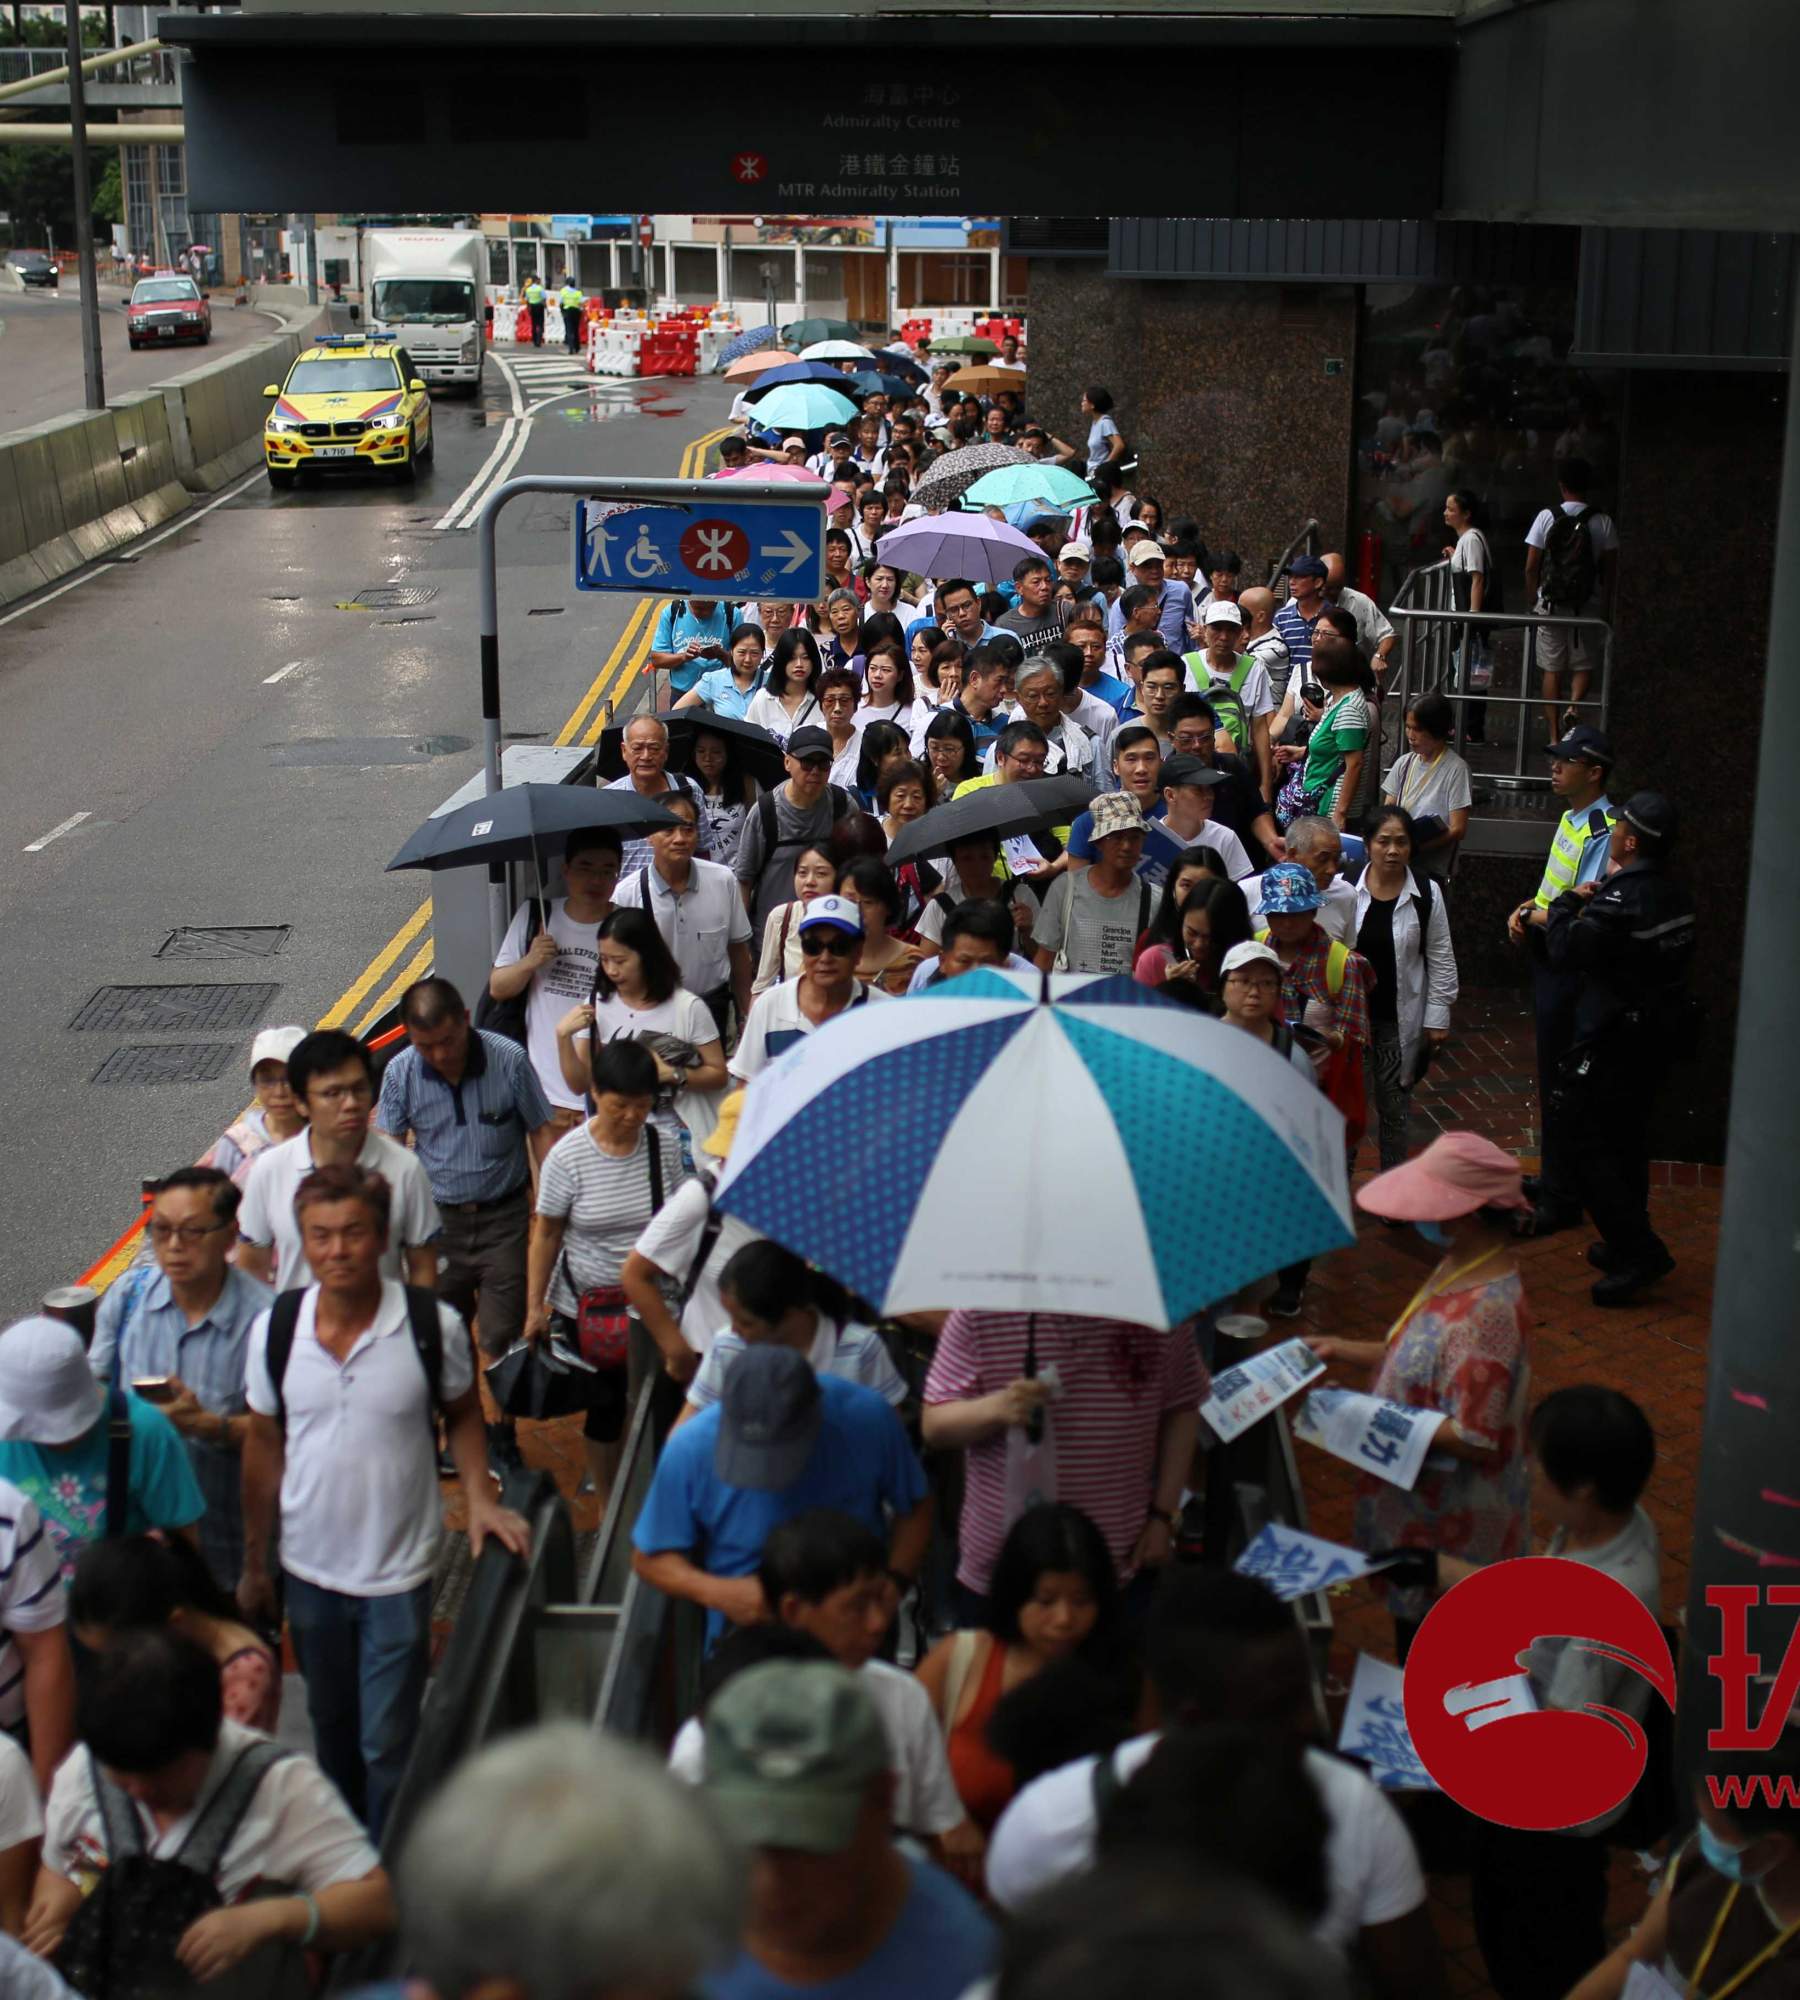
[801,932,856,957]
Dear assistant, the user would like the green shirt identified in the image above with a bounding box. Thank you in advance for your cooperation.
[1302,689,1370,797]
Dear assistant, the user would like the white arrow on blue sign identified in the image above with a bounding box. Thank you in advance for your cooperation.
[573,498,826,602]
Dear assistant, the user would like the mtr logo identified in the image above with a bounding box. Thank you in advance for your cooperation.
[1403,1562,1800,1829]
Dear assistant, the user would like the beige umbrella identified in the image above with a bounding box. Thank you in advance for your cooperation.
[723,348,797,382]
[944,365,1026,396]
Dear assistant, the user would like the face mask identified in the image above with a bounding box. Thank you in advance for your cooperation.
[1698,1821,1772,1885]
[1414,1220,1454,1249]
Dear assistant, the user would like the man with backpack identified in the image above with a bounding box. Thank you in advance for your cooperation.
[26,1628,393,1992]
[238,1164,530,1838]
[1030,793,1162,976]
[1524,457,1619,743]
[1181,602,1277,802]
[732,728,853,943]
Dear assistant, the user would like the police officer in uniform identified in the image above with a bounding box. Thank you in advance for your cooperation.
[559,276,585,354]
[1541,791,1695,1305]
[1507,724,1617,1234]
[523,273,546,348]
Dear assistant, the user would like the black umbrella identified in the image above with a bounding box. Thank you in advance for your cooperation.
[597,709,788,789]
[385,783,680,873]
[884,773,1097,866]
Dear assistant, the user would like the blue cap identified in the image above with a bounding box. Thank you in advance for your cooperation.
[716,1345,821,1491]
[1256,863,1324,916]
[1286,555,1328,579]
[1543,723,1614,767]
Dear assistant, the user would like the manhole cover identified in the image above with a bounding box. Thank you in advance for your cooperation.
[70,983,279,1033]
[349,584,438,610]
[91,1043,241,1086]
[156,926,291,961]
[268,736,470,767]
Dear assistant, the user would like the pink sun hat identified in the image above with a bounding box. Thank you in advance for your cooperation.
[1355,1132,1530,1222]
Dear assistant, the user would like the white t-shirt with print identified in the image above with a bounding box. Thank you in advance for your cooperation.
[574,986,722,1146]
[45,1719,379,1904]
[984,1732,1424,1950]
[668,1659,964,1836]
[1382,746,1473,824]
[493,897,606,1113]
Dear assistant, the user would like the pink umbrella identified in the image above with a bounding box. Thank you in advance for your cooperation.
[712,463,830,483]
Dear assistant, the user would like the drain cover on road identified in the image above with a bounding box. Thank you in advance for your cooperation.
[92,1043,242,1086]
[345,584,438,611]
[156,926,291,961]
[70,983,279,1033]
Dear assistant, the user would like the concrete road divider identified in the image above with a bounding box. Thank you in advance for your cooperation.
[0,310,324,605]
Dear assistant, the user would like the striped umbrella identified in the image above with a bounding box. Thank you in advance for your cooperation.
[715,969,1353,1326]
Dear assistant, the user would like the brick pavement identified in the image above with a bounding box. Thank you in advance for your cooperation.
[457,983,1716,1997]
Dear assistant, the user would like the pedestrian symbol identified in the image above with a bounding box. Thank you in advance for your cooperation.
[574,497,826,601]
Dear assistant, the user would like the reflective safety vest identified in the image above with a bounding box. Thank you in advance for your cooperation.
[523,280,545,305]
[1533,799,1615,908]
[559,284,583,311]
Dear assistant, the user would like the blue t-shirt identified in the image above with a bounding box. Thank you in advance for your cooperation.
[632,1374,928,1645]
[690,665,758,719]
[702,1856,997,2000]
[1085,669,1134,716]
[0,1394,206,1584]
[653,602,736,694]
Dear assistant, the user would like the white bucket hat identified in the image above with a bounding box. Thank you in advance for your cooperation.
[0,1316,105,1445]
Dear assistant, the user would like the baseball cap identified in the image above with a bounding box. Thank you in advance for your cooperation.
[1159,754,1226,791]
[1356,1131,1530,1222]
[1286,555,1328,579]
[249,1025,306,1076]
[0,1317,105,1446]
[824,432,851,447]
[1618,790,1677,841]
[703,1661,890,1854]
[1058,540,1093,563]
[1202,601,1244,627]
[1544,723,1614,767]
[716,1345,821,1491]
[1256,862,1324,915]
[786,726,834,761]
[796,893,863,939]
[1220,940,1283,978]
[1128,544,1167,569]
[781,435,807,451]
[1090,792,1148,841]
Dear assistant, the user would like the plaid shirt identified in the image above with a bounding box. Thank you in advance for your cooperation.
[1277,929,1373,1048]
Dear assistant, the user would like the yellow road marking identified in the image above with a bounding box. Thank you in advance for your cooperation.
[352,937,437,1039]
[555,597,653,747]
[315,897,434,1030]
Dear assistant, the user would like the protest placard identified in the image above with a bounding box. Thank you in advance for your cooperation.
[1199,1337,1325,1445]
[1233,1522,1376,1600]
[1292,1386,1440,1490]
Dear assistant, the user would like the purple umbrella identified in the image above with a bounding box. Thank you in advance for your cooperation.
[877,512,1042,585]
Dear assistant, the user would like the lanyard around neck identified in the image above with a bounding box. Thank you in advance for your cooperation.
[1383,1246,1503,1345]
[1692,1881,1800,2000]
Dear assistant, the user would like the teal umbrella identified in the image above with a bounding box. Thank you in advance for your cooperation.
[748,380,862,434]
[783,316,859,347]
[961,463,1098,511]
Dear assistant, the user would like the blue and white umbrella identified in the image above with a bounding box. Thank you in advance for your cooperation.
[715,969,1353,1327]
[716,323,780,370]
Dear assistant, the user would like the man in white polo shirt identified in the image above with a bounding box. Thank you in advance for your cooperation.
[730,897,887,1083]
[236,1030,441,1294]
[611,789,753,1042]
[239,1163,529,1838]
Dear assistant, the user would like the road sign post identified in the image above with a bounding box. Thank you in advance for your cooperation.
[475,475,825,951]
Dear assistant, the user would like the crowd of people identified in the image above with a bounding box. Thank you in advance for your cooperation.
[0,346,1737,2000]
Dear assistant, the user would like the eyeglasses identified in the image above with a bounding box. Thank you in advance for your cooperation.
[801,932,856,957]
[310,1083,372,1105]
[149,1219,229,1246]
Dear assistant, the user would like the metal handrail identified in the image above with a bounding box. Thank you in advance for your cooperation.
[1267,516,1320,591]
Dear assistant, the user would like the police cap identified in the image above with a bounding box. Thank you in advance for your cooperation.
[1619,791,1678,843]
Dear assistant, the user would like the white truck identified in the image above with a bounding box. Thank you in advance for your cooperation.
[362,227,486,395]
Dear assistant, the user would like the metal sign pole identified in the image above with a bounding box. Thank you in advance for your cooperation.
[475,473,824,954]
[66,0,106,412]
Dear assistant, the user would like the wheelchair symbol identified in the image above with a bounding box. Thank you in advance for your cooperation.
[625,524,670,581]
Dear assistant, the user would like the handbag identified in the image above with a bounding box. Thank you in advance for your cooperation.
[568,1126,665,1370]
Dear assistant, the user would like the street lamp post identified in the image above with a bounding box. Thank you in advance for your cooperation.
[65,0,106,411]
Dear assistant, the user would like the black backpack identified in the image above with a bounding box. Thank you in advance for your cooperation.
[56,1740,306,2000]
[264,1284,445,1433]
[756,785,852,872]
[1540,505,1597,610]
[472,900,543,1046]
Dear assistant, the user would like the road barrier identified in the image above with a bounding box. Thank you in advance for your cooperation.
[0,303,323,605]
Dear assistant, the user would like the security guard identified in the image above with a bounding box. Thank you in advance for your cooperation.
[523,273,546,348]
[559,276,585,354]
[1507,723,1616,1233]
[1541,791,1695,1305]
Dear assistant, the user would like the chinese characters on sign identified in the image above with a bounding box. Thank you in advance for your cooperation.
[1292,1386,1440,1490]
[1234,1522,1377,1601]
[787,80,967,204]
[1199,1337,1326,1445]
[1339,1654,1439,1792]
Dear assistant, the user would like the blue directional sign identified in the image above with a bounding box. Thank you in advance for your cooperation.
[573,498,826,602]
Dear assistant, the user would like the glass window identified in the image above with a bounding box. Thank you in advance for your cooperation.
[132,279,199,303]
[284,357,403,394]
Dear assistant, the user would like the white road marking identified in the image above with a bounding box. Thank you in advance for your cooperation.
[0,462,265,630]
[24,810,91,852]
[262,659,305,684]
[433,348,530,531]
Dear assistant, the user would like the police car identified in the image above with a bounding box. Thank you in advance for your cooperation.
[261,336,434,489]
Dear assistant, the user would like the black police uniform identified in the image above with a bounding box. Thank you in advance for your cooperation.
[1541,854,1695,1285]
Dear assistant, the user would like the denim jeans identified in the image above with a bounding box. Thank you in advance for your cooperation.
[284,1572,432,1840]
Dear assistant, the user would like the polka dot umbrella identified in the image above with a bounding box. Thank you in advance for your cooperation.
[714,968,1353,1325]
